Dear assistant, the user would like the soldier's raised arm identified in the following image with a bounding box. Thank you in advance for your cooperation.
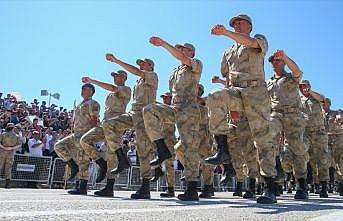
[106,53,145,78]
[270,50,302,79]
[82,76,118,93]
[211,21,258,49]
[149,37,194,68]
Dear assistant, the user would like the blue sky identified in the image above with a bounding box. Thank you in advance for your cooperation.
[1,0,342,114]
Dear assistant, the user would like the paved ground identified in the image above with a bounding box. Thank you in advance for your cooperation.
[0,189,343,221]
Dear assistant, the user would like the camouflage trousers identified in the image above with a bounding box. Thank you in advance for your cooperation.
[80,114,123,180]
[329,134,343,182]
[304,128,330,182]
[0,150,14,179]
[270,111,308,180]
[55,133,90,180]
[143,102,201,182]
[162,124,177,187]
[175,127,214,185]
[228,117,258,182]
[102,110,154,180]
[207,85,276,177]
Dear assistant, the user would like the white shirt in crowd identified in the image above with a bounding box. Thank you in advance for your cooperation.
[45,133,53,152]
[28,138,44,157]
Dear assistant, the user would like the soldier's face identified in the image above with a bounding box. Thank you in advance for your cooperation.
[82,88,93,99]
[299,84,311,96]
[233,19,252,34]
[162,96,172,105]
[323,101,331,112]
[180,47,194,58]
[271,59,285,73]
[140,62,153,71]
[114,75,126,86]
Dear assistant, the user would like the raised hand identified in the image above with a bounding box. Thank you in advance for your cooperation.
[82,77,92,83]
[149,36,165,46]
[211,24,227,35]
[106,53,118,63]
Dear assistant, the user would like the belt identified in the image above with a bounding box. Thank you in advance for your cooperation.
[232,79,265,88]
[272,107,298,113]
[305,127,325,133]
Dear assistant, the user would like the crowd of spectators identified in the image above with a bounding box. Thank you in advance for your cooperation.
[0,92,73,158]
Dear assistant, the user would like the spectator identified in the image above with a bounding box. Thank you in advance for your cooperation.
[42,127,53,156]
[31,118,42,133]
[28,131,43,157]
[127,145,137,166]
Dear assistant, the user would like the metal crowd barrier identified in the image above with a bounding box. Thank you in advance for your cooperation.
[0,154,53,184]
[1,155,248,191]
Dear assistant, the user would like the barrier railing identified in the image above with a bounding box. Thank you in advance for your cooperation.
[1,155,247,191]
[0,154,52,184]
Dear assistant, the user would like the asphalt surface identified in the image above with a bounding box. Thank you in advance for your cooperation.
[1,189,343,221]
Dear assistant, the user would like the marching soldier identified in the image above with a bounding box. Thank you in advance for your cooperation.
[300,80,330,198]
[174,84,216,198]
[102,54,158,199]
[158,92,177,198]
[323,98,343,196]
[212,76,258,198]
[144,38,202,201]
[267,50,308,199]
[205,14,277,204]
[80,70,131,197]
[55,83,100,195]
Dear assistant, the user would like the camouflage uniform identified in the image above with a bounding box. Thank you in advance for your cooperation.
[325,109,343,182]
[228,116,258,182]
[0,131,21,179]
[174,103,214,185]
[143,58,202,182]
[80,86,131,179]
[102,71,158,180]
[301,96,330,182]
[55,98,100,180]
[162,121,177,187]
[207,34,276,177]
[267,72,307,179]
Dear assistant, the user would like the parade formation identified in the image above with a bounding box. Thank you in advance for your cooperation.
[1,13,343,206]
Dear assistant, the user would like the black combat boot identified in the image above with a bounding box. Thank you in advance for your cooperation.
[256,183,263,195]
[205,135,230,165]
[199,184,214,198]
[328,167,335,193]
[94,179,115,197]
[150,139,172,166]
[68,179,88,195]
[131,179,151,199]
[338,182,343,196]
[160,186,175,198]
[314,183,320,194]
[294,178,309,200]
[233,181,243,197]
[178,181,199,201]
[66,159,79,181]
[243,178,256,199]
[220,163,236,186]
[95,158,107,183]
[150,166,164,182]
[257,177,277,204]
[111,148,131,175]
[319,181,329,198]
[4,179,10,188]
